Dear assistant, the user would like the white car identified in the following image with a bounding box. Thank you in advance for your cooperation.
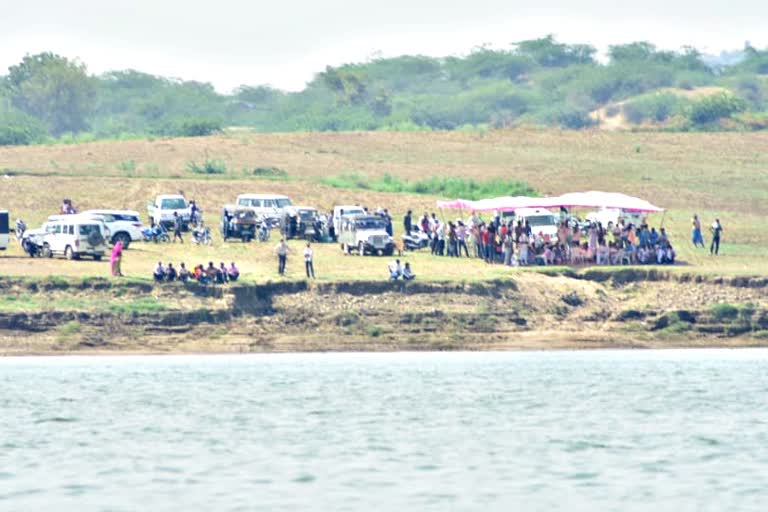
[81,210,144,248]
[0,210,8,251]
[235,194,293,221]
[42,216,108,260]
[514,207,559,239]
[148,194,191,229]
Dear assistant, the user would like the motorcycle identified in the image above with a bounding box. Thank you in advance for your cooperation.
[257,219,275,242]
[402,228,430,251]
[192,225,212,245]
[21,232,43,257]
[142,224,170,243]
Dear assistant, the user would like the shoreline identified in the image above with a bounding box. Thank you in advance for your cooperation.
[2,270,767,355]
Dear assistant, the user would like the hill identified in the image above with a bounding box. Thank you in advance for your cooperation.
[1,38,768,145]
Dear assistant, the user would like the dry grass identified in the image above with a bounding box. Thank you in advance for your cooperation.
[1,129,767,279]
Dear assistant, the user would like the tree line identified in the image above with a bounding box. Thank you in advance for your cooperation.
[2,36,768,145]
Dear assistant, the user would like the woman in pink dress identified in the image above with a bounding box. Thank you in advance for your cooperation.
[110,241,124,277]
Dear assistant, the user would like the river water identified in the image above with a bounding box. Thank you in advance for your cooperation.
[1,350,767,511]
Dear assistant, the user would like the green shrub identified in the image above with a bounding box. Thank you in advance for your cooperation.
[623,94,689,124]
[117,159,136,172]
[688,93,747,124]
[187,159,227,175]
[0,109,47,145]
[251,166,289,180]
[711,303,739,322]
[321,173,538,200]
[178,119,222,137]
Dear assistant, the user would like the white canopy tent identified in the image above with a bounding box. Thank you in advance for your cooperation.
[436,191,664,214]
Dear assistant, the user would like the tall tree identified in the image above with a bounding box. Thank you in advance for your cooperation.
[6,52,95,135]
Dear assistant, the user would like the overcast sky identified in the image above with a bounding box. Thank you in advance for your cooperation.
[1,0,767,93]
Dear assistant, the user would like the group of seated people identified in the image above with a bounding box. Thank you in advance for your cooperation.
[388,259,415,280]
[472,219,676,267]
[153,261,240,284]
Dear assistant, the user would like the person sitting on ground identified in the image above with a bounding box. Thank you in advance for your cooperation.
[388,259,403,280]
[665,243,676,264]
[153,261,166,282]
[196,264,211,284]
[596,241,610,265]
[637,245,650,264]
[217,262,228,284]
[206,261,218,282]
[402,262,415,281]
[178,263,190,282]
[193,264,203,281]
[227,262,240,282]
[656,244,665,265]
[166,262,177,282]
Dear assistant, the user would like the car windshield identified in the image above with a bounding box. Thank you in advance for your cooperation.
[526,215,557,227]
[79,224,100,236]
[161,198,187,209]
[355,218,387,230]
[235,210,255,220]
[275,198,292,208]
[299,210,316,221]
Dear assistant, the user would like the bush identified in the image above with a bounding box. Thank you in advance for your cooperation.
[623,94,689,124]
[0,110,47,145]
[321,173,538,200]
[688,93,747,125]
[711,303,739,322]
[251,166,289,180]
[187,159,227,175]
[178,119,222,137]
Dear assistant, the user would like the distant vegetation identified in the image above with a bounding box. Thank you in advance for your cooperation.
[1,38,768,144]
[322,173,537,200]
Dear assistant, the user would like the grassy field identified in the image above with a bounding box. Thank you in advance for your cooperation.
[1,129,767,280]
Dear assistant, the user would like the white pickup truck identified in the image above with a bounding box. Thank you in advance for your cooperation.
[147,194,190,230]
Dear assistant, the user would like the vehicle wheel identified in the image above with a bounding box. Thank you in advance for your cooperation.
[93,255,102,261]
[65,246,75,260]
[43,243,52,258]
[160,234,170,243]
[358,242,365,256]
[113,232,131,250]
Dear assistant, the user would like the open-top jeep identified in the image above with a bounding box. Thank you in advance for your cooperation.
[337,214,394,256]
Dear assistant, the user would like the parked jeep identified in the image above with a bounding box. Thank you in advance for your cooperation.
[337,214,394,256]
[42,216,108,260]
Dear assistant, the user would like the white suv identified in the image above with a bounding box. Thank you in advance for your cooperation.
[42,217,108,260]
[236,194,293,221]
[82,210,144,248]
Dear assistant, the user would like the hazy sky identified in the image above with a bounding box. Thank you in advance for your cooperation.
[2,0,767,92]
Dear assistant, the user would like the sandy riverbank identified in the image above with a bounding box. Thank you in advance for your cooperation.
[1,269,767,355]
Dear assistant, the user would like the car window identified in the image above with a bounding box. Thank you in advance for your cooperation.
[68,226,75,235]
[355,218,387,230]
[79,224,100,236]
[275,198,292,208]
[161,198,187,209]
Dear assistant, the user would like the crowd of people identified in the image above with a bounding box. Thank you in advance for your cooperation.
[401,210,681,267]
[153,261,239,284]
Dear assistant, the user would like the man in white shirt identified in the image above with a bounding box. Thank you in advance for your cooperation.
[303,243,315,279]
[388,259,403,280]
[274,238,291,275]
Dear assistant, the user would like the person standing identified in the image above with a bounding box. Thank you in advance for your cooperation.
[274,238,291,275]
[173,212,184,243]
[710,219,723,255]
[303,243,315,279]
[692,214,705,248]
[403,210,413,236]
[110,241,123,277]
